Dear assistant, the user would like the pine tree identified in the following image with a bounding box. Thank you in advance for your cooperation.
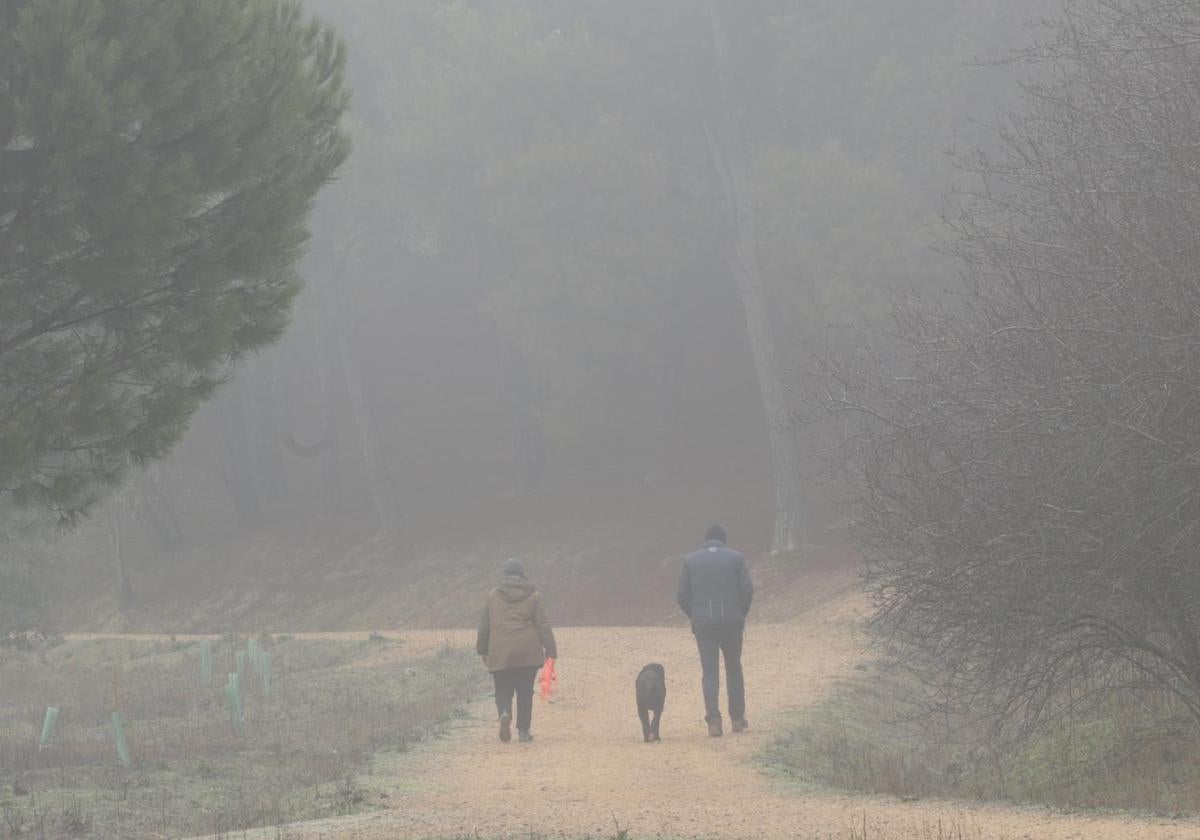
[0,0,350,519]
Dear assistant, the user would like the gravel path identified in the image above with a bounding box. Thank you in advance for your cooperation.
[178,594,1200,840]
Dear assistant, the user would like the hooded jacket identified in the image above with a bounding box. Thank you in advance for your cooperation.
[676,540,753,630]
[476,574,558,672]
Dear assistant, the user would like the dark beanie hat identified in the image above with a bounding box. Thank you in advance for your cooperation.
[502,557,526,578]
[705,524,727,543]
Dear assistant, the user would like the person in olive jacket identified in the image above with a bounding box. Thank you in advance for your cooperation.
[477,558,557,743]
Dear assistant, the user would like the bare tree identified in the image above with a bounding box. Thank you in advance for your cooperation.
[809,0,1200,728]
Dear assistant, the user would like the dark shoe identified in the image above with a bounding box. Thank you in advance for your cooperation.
[707,719,723,737]
[518,729,534,743]
[498,712,512,743]
[732,718,749,733]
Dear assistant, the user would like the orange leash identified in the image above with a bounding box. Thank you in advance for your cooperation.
[539,657,557,701]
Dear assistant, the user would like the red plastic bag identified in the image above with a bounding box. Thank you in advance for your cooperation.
[539,657,557,701]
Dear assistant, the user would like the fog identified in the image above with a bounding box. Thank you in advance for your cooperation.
[4,1,1199,838]
[33,0,1040,628]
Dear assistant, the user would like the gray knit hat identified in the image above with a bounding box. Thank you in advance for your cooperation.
[502,557,526,578]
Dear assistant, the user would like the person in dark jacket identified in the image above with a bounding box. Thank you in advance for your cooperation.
[477,558,557,743]
[676,525,752,737]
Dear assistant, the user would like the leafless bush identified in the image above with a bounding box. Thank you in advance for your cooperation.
[58,798,91,836]
[332,776,365,816]
[807,0,1200,735]
[2,803,27,836]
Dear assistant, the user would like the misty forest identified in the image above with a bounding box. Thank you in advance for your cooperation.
[3,1,1200,838]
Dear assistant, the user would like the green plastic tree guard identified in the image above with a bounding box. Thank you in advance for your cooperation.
[39,706,59,749]
[225,675,244,736]
[200,639,212,681]
[261,652,272,696]
[225,682,239,734]
[235,650,246,683]
[248,638,259,668]
[111,711,131,767]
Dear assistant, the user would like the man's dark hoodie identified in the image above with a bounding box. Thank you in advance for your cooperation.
[477,569,557,672]
[676,534,753,630]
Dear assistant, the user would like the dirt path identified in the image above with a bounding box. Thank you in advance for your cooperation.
[162,594,1200,840]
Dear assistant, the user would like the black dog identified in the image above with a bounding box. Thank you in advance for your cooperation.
[635,663,666,742]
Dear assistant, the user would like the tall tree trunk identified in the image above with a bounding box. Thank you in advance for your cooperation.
[706,1,805,553]
[108,496,135,610]
[222,376,263,527]
[658,290,688,429]
[256,353,289,504]
[312,297,344,516]
[134,465,183,554]
[331,284,394,539]
[503,342,548,492]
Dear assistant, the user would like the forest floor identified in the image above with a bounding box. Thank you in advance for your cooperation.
[133,573,1200,840]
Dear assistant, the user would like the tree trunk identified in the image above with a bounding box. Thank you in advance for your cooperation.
[503,342,548,492]
[312,298,344,516]
[659,298,688,429]
[108,497,135,610]
[331,294,394,538]
[134,465,183,553]
[258,353,289,504]
[706,1,805,553]
[222,376,263,527]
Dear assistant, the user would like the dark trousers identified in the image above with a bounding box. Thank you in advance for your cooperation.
[695,623,745,723]
[493,666,540,731]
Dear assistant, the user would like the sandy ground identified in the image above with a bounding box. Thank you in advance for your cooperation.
[120,592,1200,840]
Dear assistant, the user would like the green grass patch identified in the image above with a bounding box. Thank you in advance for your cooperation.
[763,664,1200,815]
[0,635,485,838]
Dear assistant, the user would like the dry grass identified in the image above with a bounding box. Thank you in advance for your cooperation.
[764,664,1200,816]
[0,635,483,838]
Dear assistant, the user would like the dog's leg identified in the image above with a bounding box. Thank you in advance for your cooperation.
[638,705,651,742]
